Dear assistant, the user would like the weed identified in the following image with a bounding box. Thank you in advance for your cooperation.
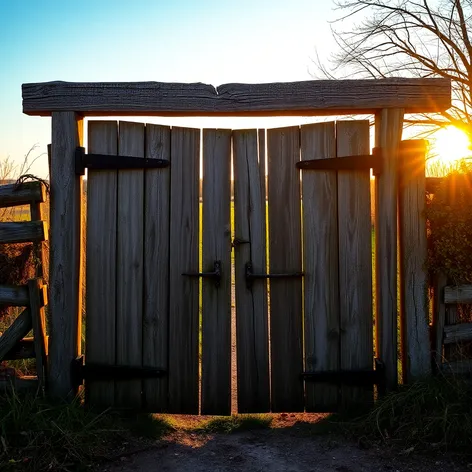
[343,375,472,454]
[0,390,170,471]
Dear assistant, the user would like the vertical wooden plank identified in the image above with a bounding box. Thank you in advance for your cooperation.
[30,199,46,279]
[336,120,373,407]
[28,279,48,390]
[233,129,270,413]
[433,273,447,368]
[445,305,459,361]
[115,121,145,408]
[375,108,404,390]
[267,126,304,412]
[143,125,171,412]
[398,140,431,382]
[201,129,232,415]
[168,126,200,414]
[301,122,339,411]
[49,111,83,399]
[86,121,118,407]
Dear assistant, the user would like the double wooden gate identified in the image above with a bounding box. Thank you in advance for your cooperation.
[84,119,374,414]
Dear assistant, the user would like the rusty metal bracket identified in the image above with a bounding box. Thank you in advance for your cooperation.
[75,147,170,175]
[245,261,304,289]
[296,147,382,176]
[71,356,166,389]
[182,260,222,288]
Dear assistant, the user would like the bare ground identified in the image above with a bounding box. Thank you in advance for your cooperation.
[100,414,469,472]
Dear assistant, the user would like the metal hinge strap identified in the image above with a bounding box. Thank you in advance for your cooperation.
[296,147,382,175]
[75,147,170,175]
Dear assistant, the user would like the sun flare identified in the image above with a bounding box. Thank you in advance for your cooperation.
[432,126,470,165]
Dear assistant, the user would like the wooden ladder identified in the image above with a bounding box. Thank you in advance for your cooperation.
[0,181,49,393]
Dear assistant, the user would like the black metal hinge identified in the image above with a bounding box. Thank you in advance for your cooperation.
[301,359,386,394]
[245,261,304,289]
[71,356,166,389]
[75,147,170,175]
[296,147,382,176]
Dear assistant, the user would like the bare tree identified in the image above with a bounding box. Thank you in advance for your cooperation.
[319,0,472,141]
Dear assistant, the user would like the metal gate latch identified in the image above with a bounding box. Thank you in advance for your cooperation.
[245,261,304,289]
[182,260,222,287]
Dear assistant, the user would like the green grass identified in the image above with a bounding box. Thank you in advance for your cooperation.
[194,414,273,433]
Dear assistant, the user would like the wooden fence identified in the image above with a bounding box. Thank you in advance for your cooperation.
[21,78,451,409]
[0,181,49,392]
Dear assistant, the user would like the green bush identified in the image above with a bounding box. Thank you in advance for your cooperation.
[426,163,472,284]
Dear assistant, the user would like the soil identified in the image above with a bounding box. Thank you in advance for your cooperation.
[100,414,469,472]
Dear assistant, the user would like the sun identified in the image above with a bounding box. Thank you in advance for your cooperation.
[432,126,471,165]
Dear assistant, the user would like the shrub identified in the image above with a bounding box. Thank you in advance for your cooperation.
[426,162,472,285]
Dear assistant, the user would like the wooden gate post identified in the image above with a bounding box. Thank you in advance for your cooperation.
[49,112,84,399]
[375,108,404,391]
[399,140,431,381]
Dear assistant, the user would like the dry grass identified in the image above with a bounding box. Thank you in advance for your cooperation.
[343,374,472,455]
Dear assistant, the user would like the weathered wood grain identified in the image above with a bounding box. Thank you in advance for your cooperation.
[201,129,232,415]
[0,182,46,208]
[85,121,118,408]
[433,273,447,367]
[445,304,459,361]
[3,337,41,361]
[30,201,46,279]
[233,129,270,413]
[0,221,47,244]
[0,376,38,393]
[267,126,304,412]
[28,279,48,389]
[142,124,171,412]
[168,127,200,414]
[440,359,472,374]
[444,285,472,304]
[301,122,339,411]
[22,79,450,116]
[336,120,373,407]
[115,121,145,408]
[375,108,404,391]
[398,140,431,382]
[443,323,472,344]
[0,308,32,361]
[49,111,84,399]
[0,285,30,306]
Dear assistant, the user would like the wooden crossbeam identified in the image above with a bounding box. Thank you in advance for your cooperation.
[23,78,451,116]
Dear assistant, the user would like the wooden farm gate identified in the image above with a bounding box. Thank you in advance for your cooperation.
[22,78,449,408]
[82,120,375,414]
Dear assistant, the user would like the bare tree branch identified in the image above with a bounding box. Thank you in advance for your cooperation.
[315,0,472,141]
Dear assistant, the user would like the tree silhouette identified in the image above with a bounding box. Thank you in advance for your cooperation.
[319,0,471,142]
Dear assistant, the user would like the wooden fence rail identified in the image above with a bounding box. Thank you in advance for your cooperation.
[0,181,49,392]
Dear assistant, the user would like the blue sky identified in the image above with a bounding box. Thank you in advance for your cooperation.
[0,0,340,177]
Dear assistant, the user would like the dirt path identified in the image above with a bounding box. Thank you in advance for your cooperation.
[102,424,467,472]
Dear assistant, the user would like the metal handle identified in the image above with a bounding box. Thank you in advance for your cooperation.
[245,261,304,289]
[182,260,222,287]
